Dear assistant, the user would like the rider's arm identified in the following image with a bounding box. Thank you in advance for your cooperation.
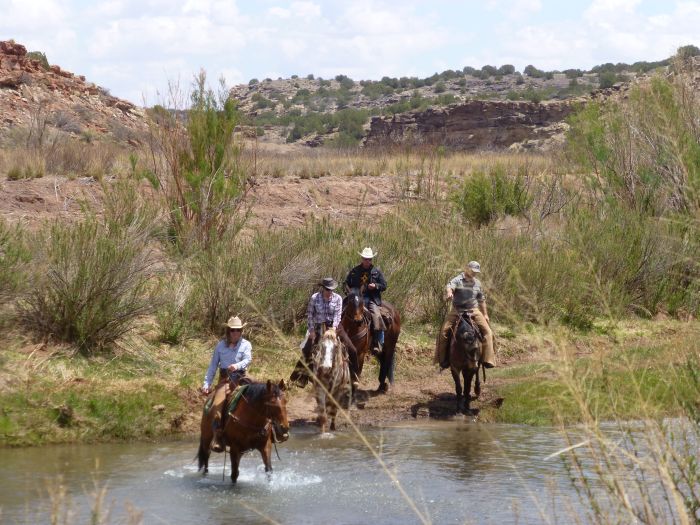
[307,293,317,332]
[332,293,342,328]
[476,280,489,322]
[203,343,221,388]
[445,274,460,300]
[373,269,387,292]
[234,340,252,372]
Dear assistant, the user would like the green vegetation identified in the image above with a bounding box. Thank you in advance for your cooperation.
[26,50,49,70]
[451,165,532,226]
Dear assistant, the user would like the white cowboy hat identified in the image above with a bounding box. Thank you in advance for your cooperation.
[223,316,247,329]
[358,247,377,259]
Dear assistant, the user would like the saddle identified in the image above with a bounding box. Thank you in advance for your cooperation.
[379,305,393,328]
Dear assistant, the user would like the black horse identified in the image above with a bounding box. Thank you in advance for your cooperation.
[448,311,482,414]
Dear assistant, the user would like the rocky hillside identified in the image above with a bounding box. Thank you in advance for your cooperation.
[230,48,698,150]
[364,99,577,151]
[0,40,146,146]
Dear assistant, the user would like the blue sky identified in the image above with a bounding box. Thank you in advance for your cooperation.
[2,0,698,104]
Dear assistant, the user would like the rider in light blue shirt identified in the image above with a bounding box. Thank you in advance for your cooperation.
[201,316,253,453]
[203,337,252,391]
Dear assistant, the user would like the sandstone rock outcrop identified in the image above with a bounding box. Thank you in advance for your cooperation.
[0,40,146,145]
[364,99,579,151]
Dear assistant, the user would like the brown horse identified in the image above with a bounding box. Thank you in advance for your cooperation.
[449,311,482,414]
[342,287,401,393]
[311,328,351,432]
[197,380,290,484]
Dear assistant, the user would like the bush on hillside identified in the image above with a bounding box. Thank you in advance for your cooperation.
[451,166,532,226]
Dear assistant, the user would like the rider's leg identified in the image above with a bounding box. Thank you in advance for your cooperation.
[436,308,459,368]
[469,308,496,368]
[210,380,229,452]
[290,332,316,386]
[367,302,386,349]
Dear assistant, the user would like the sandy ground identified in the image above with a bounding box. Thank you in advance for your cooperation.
[0,173,401,230]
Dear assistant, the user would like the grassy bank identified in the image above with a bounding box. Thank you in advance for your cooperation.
[1,318,697,446]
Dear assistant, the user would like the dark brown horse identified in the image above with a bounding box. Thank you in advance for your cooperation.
[197,380,290,484]
[449,311,482,414]
[342,287,401,393]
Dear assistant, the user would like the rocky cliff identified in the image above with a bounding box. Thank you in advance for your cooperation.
[363,99,580,151]
[0,40,146,145]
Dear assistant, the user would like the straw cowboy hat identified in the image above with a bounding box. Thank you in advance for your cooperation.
[358,247,378,258]
[319,277,338,290]
[223,316,247,329]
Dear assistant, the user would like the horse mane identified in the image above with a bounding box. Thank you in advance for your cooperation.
[321,328,337,340]
[243,382,281,402]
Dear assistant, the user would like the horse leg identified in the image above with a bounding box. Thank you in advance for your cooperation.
[315,387,327,433]
[474,366,481,398]
[197,436,211,474]
[230,448,242,484]
[328,398,337,431]
[260,441,273,480]
[462,369,473,414]
[450,367,464,412]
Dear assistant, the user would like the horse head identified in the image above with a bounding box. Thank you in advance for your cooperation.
[454,313,481,368]
[266,379,290,443]
[345,286,366,323]
[313,328,339,372]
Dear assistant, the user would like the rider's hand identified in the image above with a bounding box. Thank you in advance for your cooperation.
[227,363,237,372]
[446,290,453,301]
[201,385,210,395]
[368,283,376,290]
[308,329,315,340]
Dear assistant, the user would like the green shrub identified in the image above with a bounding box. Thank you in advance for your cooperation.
[566,75,700,215]
[21,215,157,352]
[0,219,29,302]
[146,71,250,251]
[451,165,533,226]
[27,50,49,70]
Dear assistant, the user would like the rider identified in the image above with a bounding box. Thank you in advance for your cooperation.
[201,315,252,453]
[290,277,359,387]
[435,261,496,370]
[344,247,387,352]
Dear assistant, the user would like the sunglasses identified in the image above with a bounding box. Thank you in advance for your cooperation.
[228,328,242,333]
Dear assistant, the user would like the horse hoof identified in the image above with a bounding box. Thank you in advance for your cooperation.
[376,383,389,394]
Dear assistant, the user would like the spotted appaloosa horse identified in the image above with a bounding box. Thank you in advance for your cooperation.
[310,328,351,432]
[342,287,401,393]
[197,380,290,484]
[449,312,482,414]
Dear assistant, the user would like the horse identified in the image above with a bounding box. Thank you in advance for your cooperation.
[449,311,482,414]
[197,380,290,484]
[310,328,351,432]
[342,287,401,393]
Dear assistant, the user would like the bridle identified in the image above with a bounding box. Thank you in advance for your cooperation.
[229,391,288,444]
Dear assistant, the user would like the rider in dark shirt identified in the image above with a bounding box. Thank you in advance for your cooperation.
[345,247,387,349]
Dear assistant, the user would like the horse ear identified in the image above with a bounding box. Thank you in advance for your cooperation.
[266,379,272,393]
[279,379,287,391]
